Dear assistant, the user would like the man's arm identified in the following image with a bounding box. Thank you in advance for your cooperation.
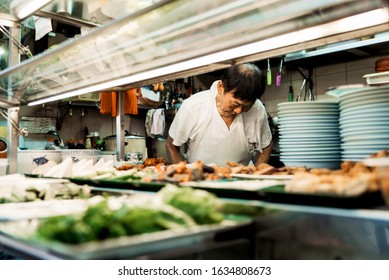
[255,141,273,165]
[166,135,185,164]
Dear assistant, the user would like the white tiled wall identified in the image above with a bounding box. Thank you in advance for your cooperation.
[262,55,382,117]
[19,104,137,149]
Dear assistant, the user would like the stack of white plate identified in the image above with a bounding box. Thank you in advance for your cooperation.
[277,101,341,169]
[337,85,389,161]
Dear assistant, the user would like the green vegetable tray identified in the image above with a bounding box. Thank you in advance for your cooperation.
[0,216,255,260]
[257,185,385,209]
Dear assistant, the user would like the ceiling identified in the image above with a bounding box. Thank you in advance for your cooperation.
[0,0,388,108]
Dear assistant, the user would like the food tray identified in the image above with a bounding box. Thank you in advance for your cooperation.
[257,185,385,209]
[69,177,285,200]
[231,174,294,180]
[0,217,253,260]
[180,180,285,200]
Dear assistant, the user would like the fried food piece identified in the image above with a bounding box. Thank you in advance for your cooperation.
[226,161,241,168]
[370,149,388,158]
[144,157,166,167]
[254,163,277,175]
[116,163,135,171]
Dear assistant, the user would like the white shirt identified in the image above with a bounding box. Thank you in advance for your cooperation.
[168,81,272,166]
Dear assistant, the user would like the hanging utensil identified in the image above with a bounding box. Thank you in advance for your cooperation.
[307,69,315,101]
[295,79,306,102]
[276,58,283,87]
[289,75,294,102]
[267,59,272,86]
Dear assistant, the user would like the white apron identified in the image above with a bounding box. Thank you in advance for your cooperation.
[187,97,250,166]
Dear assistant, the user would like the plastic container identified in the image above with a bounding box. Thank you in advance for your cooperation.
[60,149,99,164]
[17,150,61,174]
[363,71,389,85]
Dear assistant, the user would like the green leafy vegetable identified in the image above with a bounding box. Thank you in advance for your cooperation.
[158,184,224,224]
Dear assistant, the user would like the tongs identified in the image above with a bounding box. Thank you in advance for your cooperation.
[296,79,306,101]
[295,68,314,102]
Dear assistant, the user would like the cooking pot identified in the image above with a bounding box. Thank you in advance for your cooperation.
[104,135,147,158]
[125,135,146,156]
[104,135,127,152]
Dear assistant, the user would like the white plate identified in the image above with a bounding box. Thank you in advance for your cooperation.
[338,86,389,100]
[280,146,340,151]
[278,107,338,113]
[280,151,340,155]
[339,87,389,99]
[340,102,389,114]
[279,134,340,140]
[279,140,341,145]
[341,149,384,154]
[342,144,389,150]
[279,124,339,130]
[278,110,339,118]
[280,156,341,162]
[281,160,341,169]
[278,121,339,127]
[340,101,389,113]
[341,134,389,142]
[281,146,340,152]
[339,87,389,104]
[279,128,339,134]
[324,84,369,98]
[278,104,339,110]
[339,118,389,126]
[339,97,389,110]
[340,106,389,118]
[340,125,389,134]
[278,101,339,108]
[279,116,339,122]
[342,156,371,161]
[341,140,389,146]
[279,119,339,125]
[341,129,389,138]
[339,112,389,122]
[230,174,294,180]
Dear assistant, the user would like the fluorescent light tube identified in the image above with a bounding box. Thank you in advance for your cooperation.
[12,0,53,20]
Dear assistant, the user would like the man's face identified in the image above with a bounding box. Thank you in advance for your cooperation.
[217,82,254,117]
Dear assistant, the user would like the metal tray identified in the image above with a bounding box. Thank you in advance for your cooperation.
[257,185,385,209]
[69,178,285,200]
[0,217,253,260]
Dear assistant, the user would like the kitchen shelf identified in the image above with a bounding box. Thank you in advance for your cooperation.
[0,0,387,107]
[283,31,389,69]
[285,32,389,62]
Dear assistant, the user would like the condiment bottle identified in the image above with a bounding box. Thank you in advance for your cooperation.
[67,139,76,149]
[76,140,85,149]
[85,137,92,149]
